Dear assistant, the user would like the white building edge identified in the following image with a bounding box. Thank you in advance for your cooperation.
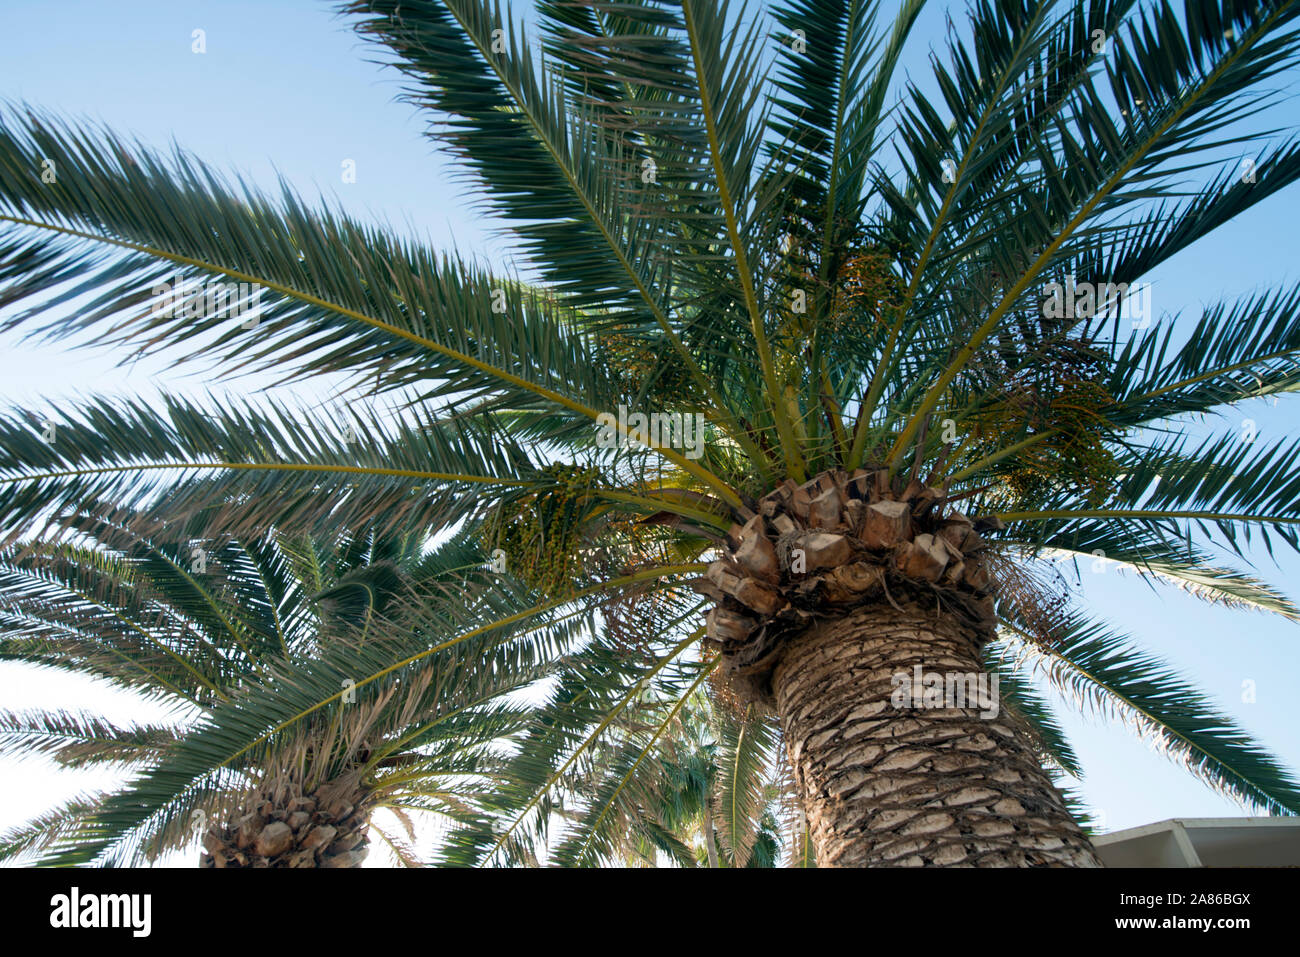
[1093,817,1300,867]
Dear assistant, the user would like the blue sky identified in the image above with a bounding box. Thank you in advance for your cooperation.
[1,0,1298,861]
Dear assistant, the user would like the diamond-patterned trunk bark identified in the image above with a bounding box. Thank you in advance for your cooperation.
[773,602,1101,867]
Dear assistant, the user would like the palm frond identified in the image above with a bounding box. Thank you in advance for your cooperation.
[1010,613,1300,815]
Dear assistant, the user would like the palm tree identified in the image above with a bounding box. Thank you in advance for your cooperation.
[0,505,559,865]
[2,0,1300,866]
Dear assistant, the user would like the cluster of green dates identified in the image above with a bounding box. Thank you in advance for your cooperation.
[481,463,602,597]
[1002,377,1119,508]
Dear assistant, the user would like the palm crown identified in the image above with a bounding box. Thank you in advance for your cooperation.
[0,507,567,865]
[1,0,1299,866]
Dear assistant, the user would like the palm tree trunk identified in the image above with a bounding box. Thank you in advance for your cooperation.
[773,601,1100,867]
[704,803,719,868]
[201,771,371,868]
